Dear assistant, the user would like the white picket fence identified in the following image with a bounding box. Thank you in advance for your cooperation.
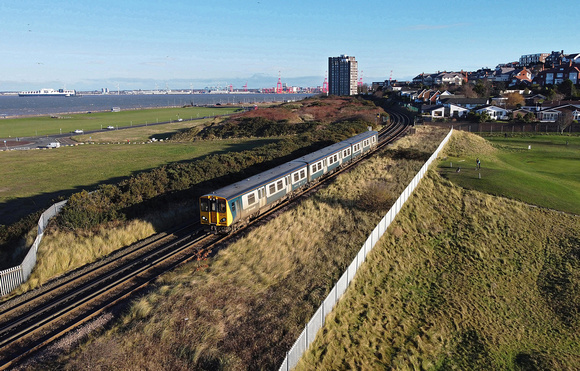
[279,128,453,371]
[0,200,67,296]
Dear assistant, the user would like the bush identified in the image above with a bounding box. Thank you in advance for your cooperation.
[358,181,395,212]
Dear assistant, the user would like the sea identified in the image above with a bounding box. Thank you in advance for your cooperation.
[0,93,314,118]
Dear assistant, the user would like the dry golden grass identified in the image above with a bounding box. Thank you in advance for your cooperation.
[11,202,195,295]
[44,127,445,370]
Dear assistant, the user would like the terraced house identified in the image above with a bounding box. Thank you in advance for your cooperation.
[534,62,580,85]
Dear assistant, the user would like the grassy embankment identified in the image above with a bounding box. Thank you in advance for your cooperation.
[0,106,239,138]
[29,127,443,370]
[296,131,580,370]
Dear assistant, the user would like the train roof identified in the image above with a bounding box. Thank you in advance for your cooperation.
[290,140,351,164]
[202,161,307,200]
[291,130,378,164]
[201,130,378,200]
[345,130,378,144]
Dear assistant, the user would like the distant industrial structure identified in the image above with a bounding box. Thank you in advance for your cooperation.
[328,55,358,95]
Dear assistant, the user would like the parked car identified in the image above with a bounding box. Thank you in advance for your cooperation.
[106,126,115,130]
[73,129,84,134]
[46,142,60,148]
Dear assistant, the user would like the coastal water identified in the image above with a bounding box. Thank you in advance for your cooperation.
[0,93,313,117]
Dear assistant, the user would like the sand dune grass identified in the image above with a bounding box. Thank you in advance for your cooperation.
[11,204,194,296]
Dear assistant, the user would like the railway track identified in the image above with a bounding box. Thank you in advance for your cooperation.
[0,114,411,369]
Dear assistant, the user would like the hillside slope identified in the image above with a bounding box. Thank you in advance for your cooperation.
[297,136,580,370]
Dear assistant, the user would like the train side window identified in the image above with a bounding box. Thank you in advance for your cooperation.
[258,189,263,199]
[218,199,227,213]
[300,169,305,179]
[318,162,322,171]
[269,184,276,194]
[200,199,209,212]
[247,193,256,205]
[231,202,235,212]
[276,180,283,191]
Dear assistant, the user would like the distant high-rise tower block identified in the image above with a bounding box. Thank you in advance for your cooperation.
[328,55,358,96]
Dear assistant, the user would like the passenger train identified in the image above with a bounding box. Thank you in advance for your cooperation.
[200,129,379,233]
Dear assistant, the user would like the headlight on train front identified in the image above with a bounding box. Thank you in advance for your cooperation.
[220,218,226,223]
[202,216,207,221]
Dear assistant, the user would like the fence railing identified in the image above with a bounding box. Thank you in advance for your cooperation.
[279,128,453,371]
[0,200,67,297]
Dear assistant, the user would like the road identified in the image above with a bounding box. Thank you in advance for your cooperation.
[0,113,236,151]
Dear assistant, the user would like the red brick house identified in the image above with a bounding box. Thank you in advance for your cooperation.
[534,62,580,86]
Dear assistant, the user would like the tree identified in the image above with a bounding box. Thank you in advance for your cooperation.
[546,88,565,102]
[557,79,577,99]
[474,79,492,98]
[556,110,574,134]
[460,83,478,98]
[524,112,536,123]
[505,92,525,109]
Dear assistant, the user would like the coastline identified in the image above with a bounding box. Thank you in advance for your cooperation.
[0,93,313,119]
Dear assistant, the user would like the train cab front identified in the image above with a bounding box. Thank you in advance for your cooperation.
[199,195,231,233]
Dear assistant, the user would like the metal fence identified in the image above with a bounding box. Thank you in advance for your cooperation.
[0,200,67,297]
[279,128,454,371]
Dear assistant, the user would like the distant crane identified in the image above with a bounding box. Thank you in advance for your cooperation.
[229,83,233,93]
[243,81,248,92]
[358,71,364,87]
[322,71,328,94]
[276,71,283,94]
[389,70,393,86]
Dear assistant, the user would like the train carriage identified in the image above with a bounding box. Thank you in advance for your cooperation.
[347,130,378,158]
[291,140,352,183]
[200,161,307,233]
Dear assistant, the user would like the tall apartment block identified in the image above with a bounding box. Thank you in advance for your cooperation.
[328,55,358,96]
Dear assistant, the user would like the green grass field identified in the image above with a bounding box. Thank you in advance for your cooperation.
[0,137,277,226]
[0,106,239,138]
[439,133,580,214]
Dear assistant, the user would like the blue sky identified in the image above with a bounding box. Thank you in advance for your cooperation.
[0,0,578,91]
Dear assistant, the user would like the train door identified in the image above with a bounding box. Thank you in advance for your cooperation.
[209,197,227,224]
[209,198,218,224]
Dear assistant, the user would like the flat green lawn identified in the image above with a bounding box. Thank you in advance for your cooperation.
[439,134,580,214]
[0,106,239,138]
[0,138,277,225]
